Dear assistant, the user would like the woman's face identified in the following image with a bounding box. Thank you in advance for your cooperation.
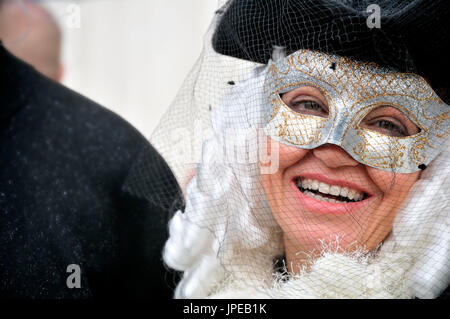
[260,86,421,270]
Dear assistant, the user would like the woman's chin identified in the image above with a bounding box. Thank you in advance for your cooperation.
[285,231,362,256]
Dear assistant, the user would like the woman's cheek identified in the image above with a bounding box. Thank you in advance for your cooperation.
[266,137,309,170]
[366,167,420,196]
[261,138,309,213]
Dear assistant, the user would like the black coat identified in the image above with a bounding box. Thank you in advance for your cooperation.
[0,44,183,298]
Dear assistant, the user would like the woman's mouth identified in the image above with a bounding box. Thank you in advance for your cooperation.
[295,177,369,203]
[289,174,374,214]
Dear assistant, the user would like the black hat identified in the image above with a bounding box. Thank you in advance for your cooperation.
[212,0,450,102]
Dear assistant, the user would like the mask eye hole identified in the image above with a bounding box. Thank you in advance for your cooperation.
[280,86,329,118]
[359,106,421,137]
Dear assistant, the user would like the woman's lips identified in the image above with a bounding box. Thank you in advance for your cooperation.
[289,174,374,215]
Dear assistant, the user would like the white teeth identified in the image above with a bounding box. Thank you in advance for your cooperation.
[318,182,330,194]
[311,180,319,190]
[302,179,310,189]
[340,187,349,198]
[348,189,357,200]
[330,185,340,196]
[304,190,344,203]
[297,178,365,202]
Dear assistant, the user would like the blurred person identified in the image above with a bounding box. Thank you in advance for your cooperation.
[0,39,183,297]
[0,0,63,81]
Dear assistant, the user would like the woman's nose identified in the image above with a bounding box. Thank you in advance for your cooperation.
[312,144,359,168]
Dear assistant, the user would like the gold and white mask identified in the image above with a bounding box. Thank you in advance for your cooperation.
[263,49,450,173]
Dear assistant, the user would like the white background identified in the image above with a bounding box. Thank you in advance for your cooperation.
[42,0,218,138]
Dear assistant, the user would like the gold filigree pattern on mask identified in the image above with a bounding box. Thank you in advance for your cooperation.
[264,97,281,122]
[421,99,450,139]
[264,63,291,94]
[275,109,327,146]
[410,135,432,165]
[353,130,406,169]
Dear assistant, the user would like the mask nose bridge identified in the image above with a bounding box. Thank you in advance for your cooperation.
[323,101,352,147]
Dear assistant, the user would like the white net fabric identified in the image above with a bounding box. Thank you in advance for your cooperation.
[150,0,450,299]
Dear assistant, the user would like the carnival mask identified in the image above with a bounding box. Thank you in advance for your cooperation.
[263,49,450,173]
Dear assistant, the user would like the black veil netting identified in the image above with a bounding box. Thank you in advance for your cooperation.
[144,0,449,298]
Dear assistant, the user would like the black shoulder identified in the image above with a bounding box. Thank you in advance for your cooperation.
[122,142,184,214]
[12,74,150,184]
[33,75,146,151]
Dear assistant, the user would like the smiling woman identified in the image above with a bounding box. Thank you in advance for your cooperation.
[150,0,450,299]
[262,117,422,272]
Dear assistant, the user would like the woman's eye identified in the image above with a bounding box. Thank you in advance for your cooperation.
[366,119,407,137]
[376,120,400,132]
[360,106,420,137]
[286,100,328,117]
[280,87,329,118]
[296,101,321,110]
